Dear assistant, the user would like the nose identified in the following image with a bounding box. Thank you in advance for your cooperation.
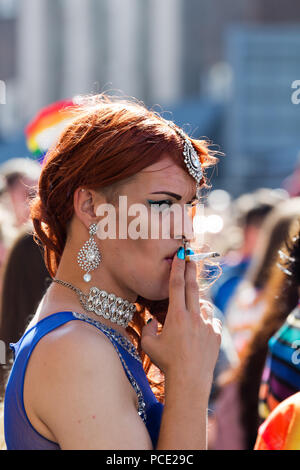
[173,205,195,241]
[183,205,195,241]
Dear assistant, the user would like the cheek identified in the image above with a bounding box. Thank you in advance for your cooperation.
[126,239,159,269]
[128,240,171,297]
[103,238,171,300]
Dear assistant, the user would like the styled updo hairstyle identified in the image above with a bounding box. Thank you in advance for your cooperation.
[30,94,217,400]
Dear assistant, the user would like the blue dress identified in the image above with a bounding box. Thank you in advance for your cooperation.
[4,311,163,450]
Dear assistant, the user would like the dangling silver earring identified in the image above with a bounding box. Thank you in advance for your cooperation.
[77,223,101,283]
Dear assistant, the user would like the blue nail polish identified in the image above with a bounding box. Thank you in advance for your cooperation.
[185,248,195,256]
[177,247,185,259]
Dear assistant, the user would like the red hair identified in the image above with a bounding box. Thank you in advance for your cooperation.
[30,93,218,401]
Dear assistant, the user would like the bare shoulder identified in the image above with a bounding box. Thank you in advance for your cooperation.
[26,319,125,380]
[24,319,153,450]
[32,318,122,366]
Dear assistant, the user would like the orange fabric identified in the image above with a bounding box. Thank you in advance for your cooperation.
[255,392,300,450]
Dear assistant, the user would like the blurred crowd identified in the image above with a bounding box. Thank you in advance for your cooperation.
[205,185,300,450]
[0,157,50,449]
[0,150,299,449]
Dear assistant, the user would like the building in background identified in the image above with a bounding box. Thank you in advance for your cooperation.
[0,0,17,139]
[1,0,300,196]
[3,0,184,130]
[224,25,300,194]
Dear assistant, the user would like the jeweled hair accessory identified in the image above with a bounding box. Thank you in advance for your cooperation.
[166,120,203,198]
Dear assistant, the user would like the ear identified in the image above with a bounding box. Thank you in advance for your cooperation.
[73,188,106,229]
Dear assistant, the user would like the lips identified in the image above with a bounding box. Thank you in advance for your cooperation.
[164,248,181,262]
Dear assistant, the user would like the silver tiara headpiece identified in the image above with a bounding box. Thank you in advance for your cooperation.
[166,120,203,197]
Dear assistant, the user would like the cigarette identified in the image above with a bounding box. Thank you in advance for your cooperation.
[185,252,220,262]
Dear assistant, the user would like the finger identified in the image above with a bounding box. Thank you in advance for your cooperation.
[185,260,200,314]
[141,318,160,362]
[168,247,186,313]
[141,317,158,341]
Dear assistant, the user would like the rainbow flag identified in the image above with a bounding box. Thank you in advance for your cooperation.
[25,99,78,163]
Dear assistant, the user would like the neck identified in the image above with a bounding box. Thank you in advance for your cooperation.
[36,241,139,338]
[56,243,138,303]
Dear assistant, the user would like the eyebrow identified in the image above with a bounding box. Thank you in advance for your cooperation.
[150,191,197,202]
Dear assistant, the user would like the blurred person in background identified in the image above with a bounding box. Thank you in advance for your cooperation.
[258,227,300,424]
[254,226,300,450]
[0,228,50,402]
[0,177,23,306]
[211,216,300,450]
[0,158,41,228]
[210,189,285,315]
[0,171,17,251]
[0,158,43,399]
[225,197,300,357]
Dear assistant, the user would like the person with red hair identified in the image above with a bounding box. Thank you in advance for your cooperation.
[3,94,221,450]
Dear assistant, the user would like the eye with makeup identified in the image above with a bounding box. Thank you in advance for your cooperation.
[147,191,199,215]
[147,199,173,211]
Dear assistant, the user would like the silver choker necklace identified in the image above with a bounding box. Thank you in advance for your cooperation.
[52,279,137,328]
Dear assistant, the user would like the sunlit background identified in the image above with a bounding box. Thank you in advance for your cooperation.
[1,1,300,451]
[1,0,300,198]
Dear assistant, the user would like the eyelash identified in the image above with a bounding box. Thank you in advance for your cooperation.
[147,199,173,210]
[147,199,198,210]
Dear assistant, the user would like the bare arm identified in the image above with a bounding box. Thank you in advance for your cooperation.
[156,375,209,450]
